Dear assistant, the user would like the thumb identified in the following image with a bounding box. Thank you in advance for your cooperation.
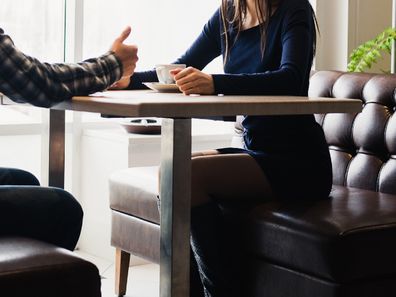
[116,26,131,43]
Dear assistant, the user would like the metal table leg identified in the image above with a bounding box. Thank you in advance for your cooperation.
[160,118,192,297]
[48,109,65,188]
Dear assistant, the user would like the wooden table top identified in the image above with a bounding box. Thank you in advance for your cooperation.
[54,90,362,118]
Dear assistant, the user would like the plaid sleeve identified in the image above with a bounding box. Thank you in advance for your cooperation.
[0,31,122,108]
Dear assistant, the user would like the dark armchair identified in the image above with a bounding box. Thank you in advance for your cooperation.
[0,167,101,297]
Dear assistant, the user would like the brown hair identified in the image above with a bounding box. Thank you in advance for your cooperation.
[220,0,319,65]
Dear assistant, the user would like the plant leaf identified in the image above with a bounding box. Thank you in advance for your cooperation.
[347,27,396,72]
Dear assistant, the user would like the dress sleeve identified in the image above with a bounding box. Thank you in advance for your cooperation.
[0,32,122,107]
[128,9,223,89]
[212,4,314,95]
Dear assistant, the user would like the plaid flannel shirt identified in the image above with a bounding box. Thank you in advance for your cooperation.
[0,28,122,108]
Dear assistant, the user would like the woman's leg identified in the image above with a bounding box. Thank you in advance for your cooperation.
[190,150,273,297]
[191,150,273,206]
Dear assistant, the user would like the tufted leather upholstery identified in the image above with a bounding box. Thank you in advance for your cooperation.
[310,71,396,192]
[109,71,396,297]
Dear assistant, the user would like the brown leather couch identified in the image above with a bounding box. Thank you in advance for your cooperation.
[109,70,396,297]
[0,237,101,297]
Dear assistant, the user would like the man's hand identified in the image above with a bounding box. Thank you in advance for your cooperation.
[110,26,138,77]
[110,76,131,90]
[171,67,215,95]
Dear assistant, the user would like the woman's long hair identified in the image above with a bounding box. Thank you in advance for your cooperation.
[220,0,319,65]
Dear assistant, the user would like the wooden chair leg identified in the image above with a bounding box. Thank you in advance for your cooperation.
[115,248,131,297]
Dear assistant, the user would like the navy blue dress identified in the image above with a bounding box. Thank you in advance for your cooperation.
[129,0,332,200]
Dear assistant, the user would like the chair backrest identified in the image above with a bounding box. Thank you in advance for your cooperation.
[309,70,396,195]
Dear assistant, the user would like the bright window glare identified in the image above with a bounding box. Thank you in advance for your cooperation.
[0,0,224,123]
[0,0,64,124]
[80,0,223,121]
[83,0,223,73]
[0,0,65,62]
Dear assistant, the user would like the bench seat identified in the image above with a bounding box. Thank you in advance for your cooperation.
[109,71,396,297]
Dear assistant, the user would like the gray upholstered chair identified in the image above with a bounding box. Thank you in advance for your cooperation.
[109,71,396,297]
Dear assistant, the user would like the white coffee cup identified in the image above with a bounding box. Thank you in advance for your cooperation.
[155,64,186,84]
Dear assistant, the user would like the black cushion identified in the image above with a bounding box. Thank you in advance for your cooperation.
[247,185,396,282]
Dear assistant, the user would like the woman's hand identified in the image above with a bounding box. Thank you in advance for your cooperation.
[170,67,215,95]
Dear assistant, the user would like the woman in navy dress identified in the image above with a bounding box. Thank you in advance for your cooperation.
[117,0,331,296]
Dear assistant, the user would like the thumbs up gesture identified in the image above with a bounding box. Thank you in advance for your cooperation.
[110,26,138,77]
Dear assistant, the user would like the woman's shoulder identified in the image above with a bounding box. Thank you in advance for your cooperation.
[280,0,313,11]
[205,7,222,31]
[272,0,314,34]
[275,0,313,22]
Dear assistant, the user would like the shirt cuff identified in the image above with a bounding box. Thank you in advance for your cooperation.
[105,51,123,82]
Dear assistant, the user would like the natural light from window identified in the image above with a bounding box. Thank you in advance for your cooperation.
[0,0,226,178]
[83,0,223,73]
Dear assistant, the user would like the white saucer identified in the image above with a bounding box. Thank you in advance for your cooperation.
[143,82,181,93]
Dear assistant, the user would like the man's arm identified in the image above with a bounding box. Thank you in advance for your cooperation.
[0,27,137,107]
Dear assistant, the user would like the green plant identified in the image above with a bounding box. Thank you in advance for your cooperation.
[347,27,396,72]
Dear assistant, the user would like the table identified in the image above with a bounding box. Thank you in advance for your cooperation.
[51,90,362,297]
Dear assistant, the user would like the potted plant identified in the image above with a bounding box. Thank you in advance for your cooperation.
[347,27,396,72]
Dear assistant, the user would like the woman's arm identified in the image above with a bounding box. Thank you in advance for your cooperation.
[127,9,223,90]
[212,5,314,95]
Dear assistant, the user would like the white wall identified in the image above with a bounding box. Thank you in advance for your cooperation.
[315,0,350,71]
[314,0,392,71]
[348,0,392,73]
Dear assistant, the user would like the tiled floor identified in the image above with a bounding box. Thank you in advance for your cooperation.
[76,251,159,297]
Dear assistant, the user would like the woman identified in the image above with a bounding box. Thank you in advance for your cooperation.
[117,0,331,296]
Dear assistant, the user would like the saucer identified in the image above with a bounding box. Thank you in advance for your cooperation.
[143,82,181,93]
[120,118,161,134]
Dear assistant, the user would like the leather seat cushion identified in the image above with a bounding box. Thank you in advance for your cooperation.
[109,166,160,224]
[247,185,396,282]
[0,237,100,297]
[243,257,396,297]
[109,168,396,283]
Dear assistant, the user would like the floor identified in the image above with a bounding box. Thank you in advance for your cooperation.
[76,251,159,297]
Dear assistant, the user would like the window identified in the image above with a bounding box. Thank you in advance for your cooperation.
[0,0,225,185]
[0,0,65,179]
[78,0,223,122]
[0,0,65,62]
[83,0,222,72]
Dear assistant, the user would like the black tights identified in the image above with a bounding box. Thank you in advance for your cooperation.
[190,201,243,297]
